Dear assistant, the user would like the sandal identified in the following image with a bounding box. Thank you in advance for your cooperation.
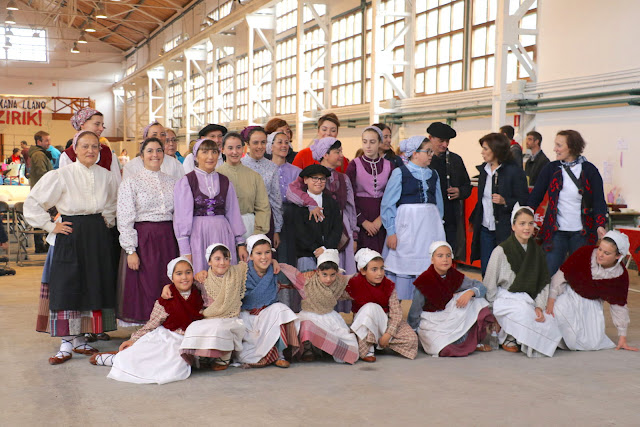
[90,351,117,366]
[49,350,72,365]
[274,359,290,368]
[96,333,111,341]
[73,343,99,356]
[476,344,492,352]
[502,337,519,353]
[211,358,230,371]
[301,350,314,362]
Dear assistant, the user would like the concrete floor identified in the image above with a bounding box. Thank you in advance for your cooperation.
[2,251,640,426]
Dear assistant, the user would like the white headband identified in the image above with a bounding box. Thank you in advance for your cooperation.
[354,248,383,270]
[429,241,453,258]
[167,257,193,281]
[206,243,231,262]
[316,249,341,268]
[511,202,535,224]
[246,234,272,255]
[603,230,630,261]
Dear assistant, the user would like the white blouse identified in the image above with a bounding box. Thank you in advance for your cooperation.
[59,150,122,186]
[117,168,178,252]
[24,161,118,233]
[122,155,185,181]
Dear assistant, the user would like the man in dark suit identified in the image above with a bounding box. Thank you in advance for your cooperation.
[524,130,549,187]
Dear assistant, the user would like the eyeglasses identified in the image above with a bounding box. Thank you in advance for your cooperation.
[166,138,177,143]
[308,176,327,183]
[415,149,434,155]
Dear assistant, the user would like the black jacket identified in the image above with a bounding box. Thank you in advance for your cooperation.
[430,151,472,225]
[470,161,529,262]
[524,150,550,187]
[293,193,343,258]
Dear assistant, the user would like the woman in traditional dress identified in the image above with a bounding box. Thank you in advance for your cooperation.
[292,113,349,173]
[470,133,529,277]
[264,117,296,163]
[216,132,271,240]
[91,258,204,384]
[380,136,445,301]
[267,131,302,310]
[173,138,247,274]
[117,137,179,326]
[528,130,607,276]
[235,235,299,368]
[347,248,418,362]
[280,250,359,364]
[546,230,638,352]
[346,126,394,253]
[484,205,562,357]
[122,121,184,180]
[25,131,119,364]
[241,126,283,246]
[408,241,497,357]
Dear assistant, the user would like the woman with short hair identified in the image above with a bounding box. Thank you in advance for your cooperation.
[292,113,349,173]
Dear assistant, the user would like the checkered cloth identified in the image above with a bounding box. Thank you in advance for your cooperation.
[298,320,359,364]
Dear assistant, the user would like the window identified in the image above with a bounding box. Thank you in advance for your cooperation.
[303,28,326,111]
[206,41,215,123]
[330,11,364,107]
[125,64,137,77]
[252,48,273,119]
[235,56,249,121]
[415,0,465,95]
[0,27,47,62]
[216,61,235,123]
[275,37,297,114]
[470,0,537,89]
[167,70,184,129]
[189,72,205,129]
[208,1,233,21]
[276,0,326,34]
[164,35,181,53]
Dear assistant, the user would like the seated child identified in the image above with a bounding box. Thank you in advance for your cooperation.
[346,248,418,362]
[280,249,359,364]
[90,257,204,385]
[408,241,497,357]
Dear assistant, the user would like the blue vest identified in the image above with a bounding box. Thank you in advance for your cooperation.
[397,165,437,206]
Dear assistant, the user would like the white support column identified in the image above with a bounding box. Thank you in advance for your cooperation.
[247,9,276,124]
[147,67,166,124]
[112,88,125,139]
[491,0,538,132]
[135,77,150,145]
[185,45,207,143]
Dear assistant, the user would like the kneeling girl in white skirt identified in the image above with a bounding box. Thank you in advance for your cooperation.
[91,258,204,384]
[408,241,497,357]
[546,230,638,352]
[484,205,562,357]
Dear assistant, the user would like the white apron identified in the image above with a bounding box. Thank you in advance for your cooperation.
[179,318,246,353]
[350,303,389,349]
[235,302,298,364]
[107,326,190,385]
[296,310,359,362]
[241,213,256,241]
[418,293,489,355]
[493,287,562,357]
[553,286,615,351]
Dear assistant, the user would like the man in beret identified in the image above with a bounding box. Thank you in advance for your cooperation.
[427,122,472,258]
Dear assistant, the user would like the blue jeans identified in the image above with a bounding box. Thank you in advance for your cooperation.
[480,226,497,278]
[546,231,587,276]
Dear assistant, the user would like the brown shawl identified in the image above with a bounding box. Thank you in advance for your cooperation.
[202,262,248,319]
[301,272,349,315]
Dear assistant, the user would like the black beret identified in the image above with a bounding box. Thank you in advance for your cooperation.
[427,122,456,140]
[299,164,331,178]
[198,124,228,138]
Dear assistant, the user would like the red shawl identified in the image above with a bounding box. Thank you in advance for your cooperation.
[64,144,113,170]
[560,245,629,306]
[346,273,395,314]
[157,284,204,331]
[413,265,465,312]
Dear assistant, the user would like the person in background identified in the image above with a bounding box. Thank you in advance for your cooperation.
[528,130,607,276]
[500,125,523,168]
[165,129,184,163]
[8,148,22,164]
[118,149,130,166]
[183,124,227,173]
[292,113,349,173]
[47,144,61,169]
[29,132,54,257]
[470,133,529,277]
[20,140,30,177]
[428,122,472,257]
[524,131,549,187]
[265,118,297,163]
[123,122,184,180]
[373,123,402,168]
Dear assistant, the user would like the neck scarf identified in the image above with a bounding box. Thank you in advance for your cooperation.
[242,261,278,310]
[301,273,349,315]
[560,246,629,306]
[560,155,586,168]
[202,262,248,318]
[157,284,204,331]
[346,273,395,314]
[413,265,465,312]
[500,234,549,299]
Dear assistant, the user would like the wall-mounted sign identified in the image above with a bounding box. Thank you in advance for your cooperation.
[0,97,49,126]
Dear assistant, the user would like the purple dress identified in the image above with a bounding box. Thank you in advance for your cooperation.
[173,168,246,274]
[346,156,393,253]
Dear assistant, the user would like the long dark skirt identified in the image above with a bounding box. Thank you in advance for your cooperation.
[117,221,178,324]
[355,196,386,253]
[277,203,302,312]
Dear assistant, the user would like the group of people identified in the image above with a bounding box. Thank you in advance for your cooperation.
[23,106,636,385]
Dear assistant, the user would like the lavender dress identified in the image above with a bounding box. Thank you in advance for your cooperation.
[173,168,246,274]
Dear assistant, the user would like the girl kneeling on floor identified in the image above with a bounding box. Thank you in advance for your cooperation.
[546,230,638,352]
[484,204,562,357]
[346,248,418,362]
[91,258,204,385]
[280,249,359,364]
[408,241,498,357]
[235,234,300,368]
[162,243,248,371]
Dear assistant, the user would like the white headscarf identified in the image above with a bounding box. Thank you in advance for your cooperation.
[316,249,341,269]
[205,243,231,262]
[603,230,630,262]
[429,241,453,258]
[510,202,535,224]
[266,131,286,155]
[167,257,193,281]
[354,248,383,270]
[399,135,426,158]
[246,234,272,254]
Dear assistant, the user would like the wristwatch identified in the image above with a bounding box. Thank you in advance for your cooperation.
[126,249,136,255]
